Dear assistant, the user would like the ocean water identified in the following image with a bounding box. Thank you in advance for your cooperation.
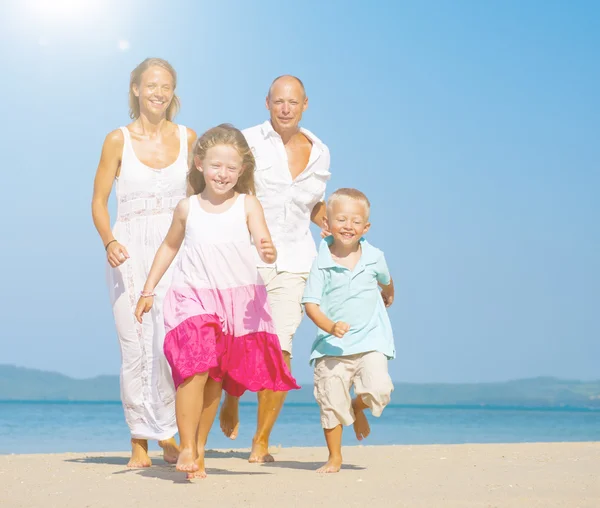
[0,401,599,455]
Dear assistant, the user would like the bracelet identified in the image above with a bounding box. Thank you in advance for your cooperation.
[140,291,156,298]
[105,239,117,251]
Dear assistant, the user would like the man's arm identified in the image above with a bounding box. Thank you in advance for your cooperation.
[311,201,327,228]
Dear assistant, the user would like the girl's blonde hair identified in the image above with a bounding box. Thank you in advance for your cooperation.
[188,124,256,196]
[128,58,181,121]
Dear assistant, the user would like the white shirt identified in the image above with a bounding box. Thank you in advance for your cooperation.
[243,121,331,273]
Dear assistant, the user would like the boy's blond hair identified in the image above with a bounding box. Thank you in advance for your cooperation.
[326,188,371,218]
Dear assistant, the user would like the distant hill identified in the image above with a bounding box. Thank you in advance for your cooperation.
[1,365,599,408]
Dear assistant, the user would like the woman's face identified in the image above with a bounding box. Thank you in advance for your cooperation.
[133,65,175,118]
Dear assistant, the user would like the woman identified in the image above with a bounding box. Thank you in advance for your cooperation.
[92,58,196,468]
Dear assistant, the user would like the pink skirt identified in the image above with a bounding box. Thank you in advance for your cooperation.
[163,313,299,396]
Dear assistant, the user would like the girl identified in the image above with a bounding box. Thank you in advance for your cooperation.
[134,124,299,477]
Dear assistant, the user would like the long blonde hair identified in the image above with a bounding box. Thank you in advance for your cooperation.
[188,124,256,195]
[128,58,181,121]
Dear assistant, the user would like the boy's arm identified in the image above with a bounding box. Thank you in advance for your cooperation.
[376,254,394,308]
[305,303,349,338]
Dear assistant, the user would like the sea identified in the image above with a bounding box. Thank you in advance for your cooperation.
[1,401,599,454]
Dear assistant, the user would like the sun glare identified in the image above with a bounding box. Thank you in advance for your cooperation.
[27,0,105,26]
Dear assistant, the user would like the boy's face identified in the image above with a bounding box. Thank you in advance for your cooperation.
[325,198,371,247]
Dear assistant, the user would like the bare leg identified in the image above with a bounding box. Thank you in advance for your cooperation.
[317,425,343,473]
[249,352,291,463]
[128,438,152,468]
[352,396,370,441]
[188,378,223,479]
[175,373,208,472]
[158,437,179,464]
[219,393,240,440]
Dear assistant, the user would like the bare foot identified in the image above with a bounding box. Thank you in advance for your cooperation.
[219,397,240,440]
[353,404,370,441]
[128,438,152,468]
[158,437,179,464]
[186,447,207,479]
[176,447,199,473]
[316,456,342,473]
[248,438,274,463]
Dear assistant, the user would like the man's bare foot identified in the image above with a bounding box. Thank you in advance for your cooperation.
[128,438,152,468]
[219,397,240,440]
[316,455,342,473]
[248,438,274,463]
[158,437,179,464]
[352,404,370,441]
[175,447,199,472]
[186,447,207,479]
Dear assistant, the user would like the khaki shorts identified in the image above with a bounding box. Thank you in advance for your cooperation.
[258,268,308,355]
[314,351,394,429]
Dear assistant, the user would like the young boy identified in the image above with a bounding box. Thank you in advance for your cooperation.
[302,188,395,473]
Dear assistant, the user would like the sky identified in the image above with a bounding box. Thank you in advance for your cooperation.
[0,0,598,384]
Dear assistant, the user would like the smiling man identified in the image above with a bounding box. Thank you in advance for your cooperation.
[219,75,331,462]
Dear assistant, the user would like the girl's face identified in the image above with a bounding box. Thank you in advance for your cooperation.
[195,144,244,196]
[133,65,174,118]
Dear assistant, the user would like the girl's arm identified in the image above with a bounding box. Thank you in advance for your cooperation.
[245,195,277,264]
[91,130,130,267]
[134,198,189,322]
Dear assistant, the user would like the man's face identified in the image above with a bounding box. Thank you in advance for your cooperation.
[266,77,308,133]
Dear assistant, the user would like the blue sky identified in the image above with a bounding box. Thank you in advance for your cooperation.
[0,0,598,384]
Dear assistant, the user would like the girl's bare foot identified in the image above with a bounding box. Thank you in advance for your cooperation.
[316,455,342,473]
[352,401,370,441]
[219,397,240,440]
[128,438,152,468]
[158,437,179,464]
[248,437,274,463]
[175,447,199,472]
[186,447,207,479]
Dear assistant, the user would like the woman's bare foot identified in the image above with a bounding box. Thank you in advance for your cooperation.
[175,447,199,472]
[186,447,207,479]
[316,455,342,473]
[158,437,179,464]
[352,402,370,441]
[128,438,152,468]
[219,397,240,440]
[248,437,274,463]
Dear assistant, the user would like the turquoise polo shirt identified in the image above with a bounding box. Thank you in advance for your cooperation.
[302,236,395,364]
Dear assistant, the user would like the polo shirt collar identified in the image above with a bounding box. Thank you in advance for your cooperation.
[317,236,378,269]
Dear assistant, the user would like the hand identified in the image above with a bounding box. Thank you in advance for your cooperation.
[134,296,154,323]
[259,238,276,264]
[107,241,130,268]
[331,321,350,338]
[381,285,394,307]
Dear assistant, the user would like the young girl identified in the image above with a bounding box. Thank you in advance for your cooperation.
[134,124,299,478]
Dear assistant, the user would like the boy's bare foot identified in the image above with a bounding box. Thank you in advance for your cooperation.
[219,397,240,440]
[352,403,370,441]
[175,447,199,472]
[158,437,179,464]
[316,455,342,473]
[128,438,152,468]
[248,438,274,463]
[186,447,207,479]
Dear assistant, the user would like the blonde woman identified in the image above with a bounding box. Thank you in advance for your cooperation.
[92,58,196,468]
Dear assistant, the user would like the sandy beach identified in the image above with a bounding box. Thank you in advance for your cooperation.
[1,442,598,508]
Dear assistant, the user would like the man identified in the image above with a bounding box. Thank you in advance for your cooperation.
[219,75,331,462]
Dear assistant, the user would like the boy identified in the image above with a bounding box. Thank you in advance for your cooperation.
[302,188,395,473]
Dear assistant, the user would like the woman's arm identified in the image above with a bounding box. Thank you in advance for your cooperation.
[91,130,130,267]
[246,195,277,264]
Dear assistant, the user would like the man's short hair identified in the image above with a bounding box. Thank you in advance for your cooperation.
[268,75,306,99]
